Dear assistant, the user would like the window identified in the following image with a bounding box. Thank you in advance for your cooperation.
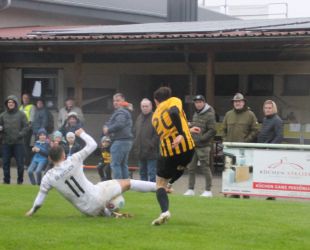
[247,75,273,96]
[283,75,310,96]
[215,75,239,96]
[22,69,58,109]
[67,88,115,114]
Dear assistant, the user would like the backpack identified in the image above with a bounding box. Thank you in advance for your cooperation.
[46,110,54,134]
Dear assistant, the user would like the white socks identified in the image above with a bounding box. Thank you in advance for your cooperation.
[130,180,156,192]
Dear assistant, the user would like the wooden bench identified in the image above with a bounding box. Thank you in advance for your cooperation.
[83,165,139,178]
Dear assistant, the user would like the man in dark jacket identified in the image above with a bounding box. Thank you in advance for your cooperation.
[184,95,216,197]
[32,98,48,137]
[103,93,133,179]
[133,98,158,182]
[0,95,29,184]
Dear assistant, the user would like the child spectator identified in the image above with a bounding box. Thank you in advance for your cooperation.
[64,132,81,159]
[27,128,49,185]
[44,130,66,173]
[50,130,66,147]
[97,136,112,181]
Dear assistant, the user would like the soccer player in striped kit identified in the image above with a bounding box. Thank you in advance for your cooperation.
[152,86,195,225]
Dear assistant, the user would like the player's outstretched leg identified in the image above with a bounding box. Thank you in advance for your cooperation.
[116,179,156,193]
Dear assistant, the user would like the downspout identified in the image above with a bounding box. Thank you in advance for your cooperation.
[0,0,11,11]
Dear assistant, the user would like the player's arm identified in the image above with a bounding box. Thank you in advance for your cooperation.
[168,106,184,136]
[72,128,97,162]
[168,106,184,148]
[25,191,47,216]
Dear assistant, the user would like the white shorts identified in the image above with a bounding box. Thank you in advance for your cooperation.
[86,180,122,216]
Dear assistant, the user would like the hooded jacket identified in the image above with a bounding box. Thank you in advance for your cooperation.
[0,95,29,144]
[222,106,258,143]
[190,103,216,147]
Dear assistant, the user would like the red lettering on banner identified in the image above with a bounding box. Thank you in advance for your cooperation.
[253,182,310,192]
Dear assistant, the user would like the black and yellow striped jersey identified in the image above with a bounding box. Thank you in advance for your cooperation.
[152,97,194,157]
[101,150,111,164]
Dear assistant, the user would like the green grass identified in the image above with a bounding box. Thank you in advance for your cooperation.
[0,185,309,250]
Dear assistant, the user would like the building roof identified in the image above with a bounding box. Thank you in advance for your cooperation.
[1,18,310,45]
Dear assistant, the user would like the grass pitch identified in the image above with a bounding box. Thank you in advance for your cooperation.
[0,184,309,250]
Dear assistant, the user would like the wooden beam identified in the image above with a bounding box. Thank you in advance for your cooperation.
[206,50,215,107]
[74,53,83,107]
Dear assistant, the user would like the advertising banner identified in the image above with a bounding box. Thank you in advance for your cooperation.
[222,147,310,199]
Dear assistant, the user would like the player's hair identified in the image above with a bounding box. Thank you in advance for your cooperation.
[153,86,171,103]
[49,145,65,163]
[263,100,278,114]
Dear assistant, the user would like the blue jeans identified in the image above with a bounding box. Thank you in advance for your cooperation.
[2,144,24,184]
[28,159,48,185]
[139,159,157,182]
[110,140,133,179]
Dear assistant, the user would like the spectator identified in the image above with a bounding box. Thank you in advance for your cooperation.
[222,93,258,198]
[133,98,158,182]
[222,93,258,143]
[151,87,195,226]
[184,95,216,197]
[28,128,49,185]
[58,97,84,128]
[19,93,36,167]
[64,132,81,159]
[45,130,66,173]
[59,112,84,147]
[258,100,283,201]
[32,98,49,137]
[0,95,29,184]
[258,100,283,144]
[97,136,112,181]
[103,93,133,179]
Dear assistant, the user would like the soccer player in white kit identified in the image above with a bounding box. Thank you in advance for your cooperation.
[26,128,156,217]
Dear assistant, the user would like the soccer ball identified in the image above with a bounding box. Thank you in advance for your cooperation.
[107,195,125,212]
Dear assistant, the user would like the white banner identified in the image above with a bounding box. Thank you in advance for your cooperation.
[222,147,310,199]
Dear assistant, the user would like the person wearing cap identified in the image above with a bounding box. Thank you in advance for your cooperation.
[133,98,159,182]
[222,93,258,143]
[59,111,84,147]
[0,95,29,184]
[183,95,216,197]
[64,132,81,159]
[58,97,84,128]
[32,98,49,137]
[222,93,258,199]
[97,136,112,181]
[27,128,49,185]
[103,93,133,179]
